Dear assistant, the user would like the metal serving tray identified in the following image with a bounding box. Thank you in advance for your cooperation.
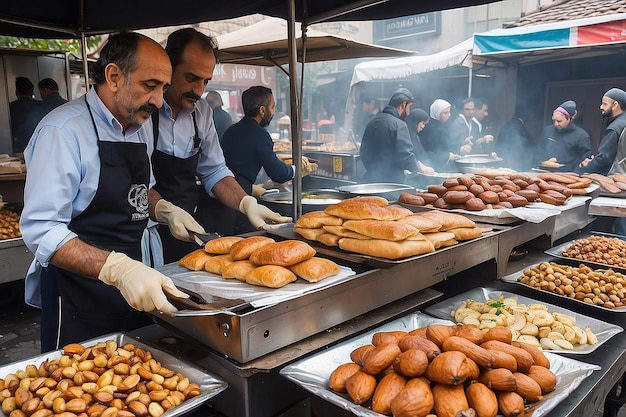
[424,287,623,354]
[280,312,599,417]
[0,333,227,417]
[545,232,626,274]
[501,261,626,313]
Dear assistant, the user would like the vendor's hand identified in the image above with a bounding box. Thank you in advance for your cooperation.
[154,199,205,242]
[301,157,318,176]
[239,195,292,229]
[460,144,473,155]
[464,136,474,145]
[417,160,435,175]
[98,251,188,314]
[580,155,594,167]
[448,152,457,162]
[252,184,266,198]
[476,134,494,145]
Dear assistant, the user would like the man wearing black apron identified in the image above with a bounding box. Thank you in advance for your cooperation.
[151,28,292,265]
[20,32,193,351]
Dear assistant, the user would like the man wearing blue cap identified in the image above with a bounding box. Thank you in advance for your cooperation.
[578,88,626,175]
[359,87,419,183]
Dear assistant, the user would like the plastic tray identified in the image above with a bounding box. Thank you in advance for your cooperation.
[424,287,623,354]
[280,311,599,417]
[0,333,227,417]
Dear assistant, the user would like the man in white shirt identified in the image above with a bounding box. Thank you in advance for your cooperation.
[20,32,195,351]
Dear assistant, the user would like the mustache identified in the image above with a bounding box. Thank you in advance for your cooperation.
[139,104,158,114]
[183,92,201,101]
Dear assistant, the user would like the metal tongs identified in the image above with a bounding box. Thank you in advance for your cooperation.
[165,287,246,316]
[190,231,220,246]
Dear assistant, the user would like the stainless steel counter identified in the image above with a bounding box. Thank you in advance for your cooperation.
[0,237,32,284]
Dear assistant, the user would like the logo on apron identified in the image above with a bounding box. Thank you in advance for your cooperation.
[128,184,149,221]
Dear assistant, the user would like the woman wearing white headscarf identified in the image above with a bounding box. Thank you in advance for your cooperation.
[420,99,452,172]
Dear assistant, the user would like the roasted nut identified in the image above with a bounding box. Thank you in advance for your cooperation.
[148,402,164,417]
[63,344,86,356]
[128,400,149,417]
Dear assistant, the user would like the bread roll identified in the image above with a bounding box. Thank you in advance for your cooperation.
[221,260,257,280]
[178,249,213,271]
[204,236,244,254]
[322,225,371,239]
[396,215,442,233]
[424,232,457,249]
[316,233,341,247]
[289,257,341,282]
[339,196,389,207]
[249,240,316,266]
[229,236,276,260]
[294,211,343,229]
[204,254,234,275]
[447,227,483,241]
[325,201,392,220]
[385,205,414,220]
[418,211,476,231]
[293,226,326,241]
[338,238,435,259]
[245,265,297,288]
[342,219,420,241]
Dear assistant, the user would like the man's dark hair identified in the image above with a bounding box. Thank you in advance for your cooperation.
[474,97,487,109]
[165,27,219,70]
[15,77,34,96]
[38,78,59,91]
[458,96,474,109]
[92,31,144,85]
[242,86,272,117]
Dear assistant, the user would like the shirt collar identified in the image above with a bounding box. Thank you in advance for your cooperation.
[88,86,142,136]
[161,98,196,120]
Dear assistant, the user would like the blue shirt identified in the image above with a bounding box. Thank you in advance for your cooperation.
[20,87,156,306]
[157,99,233,196]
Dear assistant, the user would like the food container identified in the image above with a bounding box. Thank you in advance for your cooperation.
[454,153,503,173]
[336,183,415,201]
[0,332,227,417]
[280,312,599,417]
[259,189,350,216]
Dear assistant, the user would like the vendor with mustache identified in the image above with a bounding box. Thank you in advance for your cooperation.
[150,28,291,264]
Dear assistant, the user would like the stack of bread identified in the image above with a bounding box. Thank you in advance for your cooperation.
[293,196,484,259]
[398,172,592,211]
[178,236,341,288]
[582,172,626,194]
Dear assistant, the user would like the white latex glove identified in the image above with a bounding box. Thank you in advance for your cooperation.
[460,144,473,155]
[239,195,292,229]
[154,199,205,242]
[417,160,435,175]
[252,184,267,197]
[98,251,188,314]
[476,134,494,145]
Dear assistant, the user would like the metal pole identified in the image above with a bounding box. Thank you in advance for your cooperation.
[79,0,89,94]
[468,66,473,97]
[287,0,302,220]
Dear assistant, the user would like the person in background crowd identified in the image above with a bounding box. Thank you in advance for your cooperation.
[205,90,233,141]
[9,76,41,154]
[405,108,435,175]
[38,78,68,116]
[534,102,591,172]
[20,32,192,352]
[470,98,494,153]
[495,107,535,172]
[560,99,592,138]
[356,96,379,138]
[151,28,291,264]
[219,86,318,234]
[359,87,418,183]
[578,88,626,175]
[419,98,452,172]
[448,97,475,155]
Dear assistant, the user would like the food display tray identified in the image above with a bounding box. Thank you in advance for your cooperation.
[544,232,626,274]
[0,333,227,417]
[424,287,623,354]
[280,312,599,417]
[399,202,524,225]
[501,261,626,313]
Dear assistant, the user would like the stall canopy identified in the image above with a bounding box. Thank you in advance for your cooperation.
[0,0,500,39]
[216,17,413,66]
[473,13,626,65]
[344,38,474,132]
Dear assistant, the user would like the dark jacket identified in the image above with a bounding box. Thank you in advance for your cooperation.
[419,118,452,172]
[212,105,234,141]
[579,112,626,175]
[359,105,418,183]
[495,117,535,172]
[534,123,591,172]
[9,97,42,154]
[40,92,68,116]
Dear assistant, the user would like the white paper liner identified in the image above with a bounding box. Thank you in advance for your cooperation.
[280,312,599,417]
[159,263,356,308]
[424,287,623,354]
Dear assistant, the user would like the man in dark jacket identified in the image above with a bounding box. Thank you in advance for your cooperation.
[579,88,626,175]
[359,88,418,183]
[38,78,68,116]
[206,90,233,140]
[535,102,591,172]
[9,76,41,154]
